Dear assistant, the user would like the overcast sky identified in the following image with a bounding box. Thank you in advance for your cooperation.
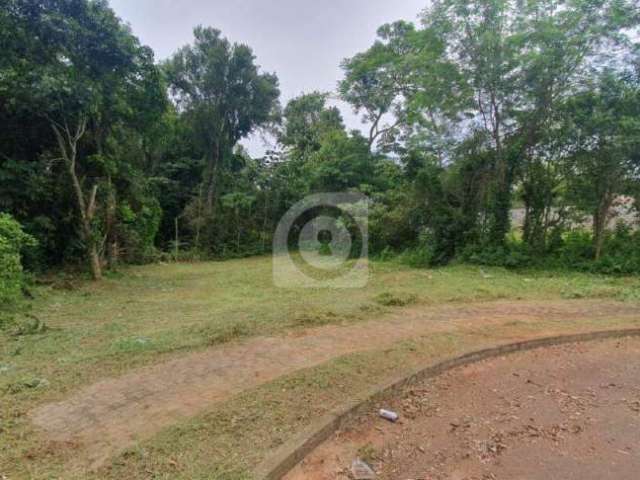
[108,0,427,155]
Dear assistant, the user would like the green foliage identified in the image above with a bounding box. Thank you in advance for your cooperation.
[374,291,418,307]
[462,227,640,275]
[1,0,640,279]
[342,0,640,261]
[279,92,344,154]
[0,213,36,305]
[1,0,165,279]
[118,199,163,263]
[462,243,534,269]
[318,242,332,256]
[164,26,280,253]
[394,245,437,269]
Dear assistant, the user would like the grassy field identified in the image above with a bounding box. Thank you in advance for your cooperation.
[2,256,640,478]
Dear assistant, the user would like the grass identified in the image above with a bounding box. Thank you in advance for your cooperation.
[3,257,639,394]
[90,314,640,480]
[1,255,640,478]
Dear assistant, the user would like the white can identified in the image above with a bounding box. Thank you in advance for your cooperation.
[379,409,399,422]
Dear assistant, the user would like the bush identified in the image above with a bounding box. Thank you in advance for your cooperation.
[461,241,533,269]
[118,200,163,264]
[0,213,36,305]
[372,236,435,267]
[459,227,640,275]
[395,245,435,268]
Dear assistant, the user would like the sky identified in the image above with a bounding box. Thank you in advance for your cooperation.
[108,0,428,155]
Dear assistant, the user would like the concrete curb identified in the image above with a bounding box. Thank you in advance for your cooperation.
[255,328,640,480]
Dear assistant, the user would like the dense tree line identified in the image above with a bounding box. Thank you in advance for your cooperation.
[1,0,640,292]
[342,0,640,268]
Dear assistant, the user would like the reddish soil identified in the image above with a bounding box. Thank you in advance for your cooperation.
[286,337,640,480]
[29,300,640,470]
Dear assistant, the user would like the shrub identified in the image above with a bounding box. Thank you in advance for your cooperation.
[459,227,640,275]
[0,213,36,305]
[461,242,533,269]
[395,245,435,268]
[118,200,163,264]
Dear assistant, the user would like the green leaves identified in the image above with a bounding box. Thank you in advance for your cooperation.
[0,213,36,305]
[280,92,344,155]
[165,26,280,146]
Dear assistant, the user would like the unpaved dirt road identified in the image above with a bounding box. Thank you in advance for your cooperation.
[29,300,640,470]
[287,337,640,480]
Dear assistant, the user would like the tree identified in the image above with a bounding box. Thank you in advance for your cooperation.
[562,72,640,259]
[279,92,344,156]
[344,0,639,250]
[340,21,460,153]
[2,0,639,277]
[164,27,280,248]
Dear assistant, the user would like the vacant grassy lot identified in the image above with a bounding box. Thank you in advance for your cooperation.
[2,256,640,479]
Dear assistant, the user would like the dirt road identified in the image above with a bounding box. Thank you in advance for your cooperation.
[288,337,640,480]
[29,299,640,470]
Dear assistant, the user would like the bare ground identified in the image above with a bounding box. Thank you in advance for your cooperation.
[29,299,640,471]
[287,337,640,480]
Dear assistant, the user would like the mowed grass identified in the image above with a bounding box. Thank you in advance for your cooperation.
[1,256,640,478]
[3,256,640,398]
[93,313,640,480]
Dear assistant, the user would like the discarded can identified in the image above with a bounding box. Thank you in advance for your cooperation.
[379,409,399,422]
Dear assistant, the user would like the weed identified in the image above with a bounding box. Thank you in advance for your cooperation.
[205,323,252,346]
[112,336,154,353]
[5,377,49,394]
[375,292,418,307]
[10,314,48,336]
[357,443,379,464]
[292,310,339,328]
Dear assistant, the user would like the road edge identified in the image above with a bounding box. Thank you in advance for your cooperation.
[255,328,640,479]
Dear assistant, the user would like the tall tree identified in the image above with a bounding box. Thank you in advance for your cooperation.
[340,21,460,154]
[562,71,640,259]
[279,92,344,157]
[164,27,280,248]
[344,0,638,247]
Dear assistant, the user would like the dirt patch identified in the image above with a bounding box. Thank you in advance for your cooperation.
[29,299,639,471]
[286,337,640,480]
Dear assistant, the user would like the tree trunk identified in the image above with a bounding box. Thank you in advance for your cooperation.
[88,244,102,281]
[205,153,216,214]
[205,139,221,216]
[79,184,102,281]
[487,93,511,246]
[195,184,203,250]
[105,176,118,268]
[261,193,269,253]
[236,210,241,252]
[174,216,180,262]
[50,117,103,280]
[593,193,613,261]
